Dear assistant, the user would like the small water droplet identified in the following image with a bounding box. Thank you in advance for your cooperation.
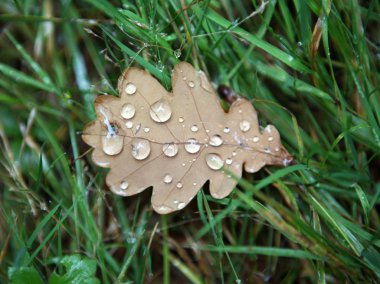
[131,138,151,160]
[209,134,223,147]
[239,120,251,132]
[144,127,150,133]
[120,181,129,190]
[223,127,230,133]
[102,134,124,155]
[125,83,137,95]
[157,206,171,213]
[121,103,136,119]
[125,121,133,129]
[232,151,237,156]
[253,136,259,142]
[163,143,178,157]
[135,123,141,133]
[192,182,197,186]
[297,41,303,47]
[275,147,280,152]
[177,202,186,209]
[182,162,186,166]
[178,117,184,123]
[150,98,172,123]
[176,182,183,189]
[163,174,173,184]
[226,158,232,165]
[188,81,195,88]
[268,136,273,141]
[191,125,199,132]
[173,49,181,58]
[288,55,294,62]
[264,147,271,153]
[185,138,201,154]
[205,153,224,170]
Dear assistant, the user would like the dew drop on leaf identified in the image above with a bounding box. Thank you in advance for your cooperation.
[185,138,201,154]
[205,153,224,170]
[121,103,136,119]
[131,138,151,160]
[239,120,251,132]
[176,182,183,189]
[150,98,172,123]
[163,143,178,157]
[188,81,195,88]
[223,127,230,133]
[163,174,173,184]
[125,83,137,95]
[191,125,199,132]
[209,134,223,147]
[125,121,133,128]
[102,135,124,156]
[177,202,186,209]
[253,136,259,142]
[120,181,129,189]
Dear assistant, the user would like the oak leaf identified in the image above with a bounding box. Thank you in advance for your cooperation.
[82,62,292,214]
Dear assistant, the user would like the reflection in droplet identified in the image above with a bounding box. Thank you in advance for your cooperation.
[120,181,129,190]
[176,182,183,189]
[125,121,133,128]
[125,83,137,95]
[150,99,172,123]
[188,81,195,88]
[191,125,198,132]
[185,138,201,154]
[121,103,136,119]
[210,135,223,147]
[102,134,124,156]
[163,143,178,157]
[205,153,224,170]
[131,138,151,160]
[239,120,251,132]
[163,174,173,184]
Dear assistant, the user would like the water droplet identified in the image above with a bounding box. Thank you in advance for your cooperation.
[268,136,273,141]
[188,81,195,88]
[149,99,172,123]
[144,127,150,133]
[182,162,186,167]
[209,134,223,147]
[288,55,294,62]
[253,136,259,142]
[185,138,201,154]
[239,120,251,132]
[125,121,133,128]
[121,103,136,119]
[125,83,137,95]
[205,153,224,170]
[135,123,141,133]
[264,147,271,153]
[173,49,181,58]
[131,138,151,160]
[177,202,186,209]
[223,127,230,133]
[163,143,178,157]
[192,182,197,186]
[297,41,303,47]
[275,147,280,152]
[163,174,173,184]
[120,181,129,190]
[176,182,183,189]
[178,117,184,123]
[226,158,232,165]
[102,134,124,155]
[157,206,171,214]
[191,125,199,132]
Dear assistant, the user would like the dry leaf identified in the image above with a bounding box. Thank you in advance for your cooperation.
[82,62,293,214]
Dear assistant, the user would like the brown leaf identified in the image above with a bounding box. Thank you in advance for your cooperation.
[82,62,292,214]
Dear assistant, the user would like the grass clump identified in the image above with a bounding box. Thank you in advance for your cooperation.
[1,0,380,283]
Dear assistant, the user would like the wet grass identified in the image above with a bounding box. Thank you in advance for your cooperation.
[1,0,380,283]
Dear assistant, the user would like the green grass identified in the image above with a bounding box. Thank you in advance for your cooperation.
[1,0,380,283]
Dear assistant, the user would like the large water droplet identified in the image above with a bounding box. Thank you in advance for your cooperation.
[205,153,224,170]
[150,99,172,123]
[191,125,199,132]
[131,138,151,160]
[239,120,251,132]
[209,135,223,147]
[102,134,124,155]
[163,174,173,184]
[120,181,129,190]
[120,103,136,119]
[125,83,137,95]
[185,138,200,154]
[163,143,178,157]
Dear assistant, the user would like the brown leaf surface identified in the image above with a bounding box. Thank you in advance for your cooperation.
[82,62,292,214]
